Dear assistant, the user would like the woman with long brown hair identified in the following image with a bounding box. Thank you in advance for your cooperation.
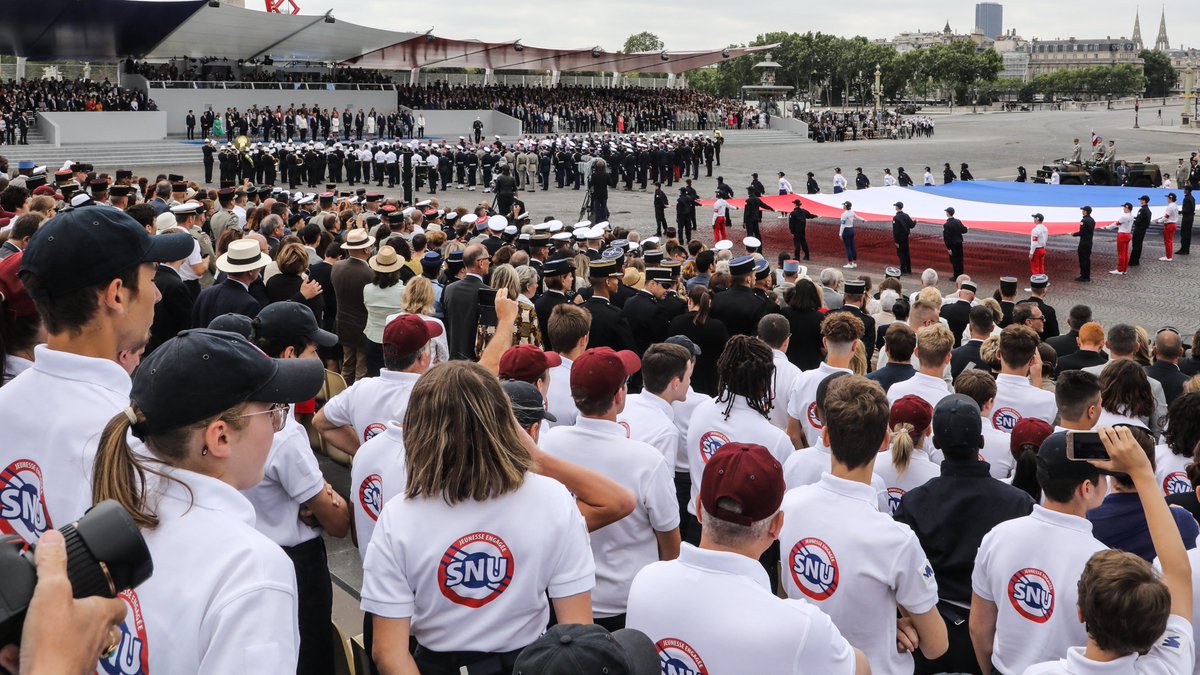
[362,361,594,675]
[92,329,325,673]
[666,285,728,396]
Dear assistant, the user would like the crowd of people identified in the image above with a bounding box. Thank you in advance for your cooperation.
[803,109,936,142]
[2,147,1200,675]
[0,77,153,114]
[126,59,394,85]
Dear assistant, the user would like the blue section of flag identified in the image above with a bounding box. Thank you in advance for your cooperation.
[906,181,1177,208]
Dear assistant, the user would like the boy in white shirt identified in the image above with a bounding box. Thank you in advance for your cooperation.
[1024,426,1193,675]
[991,324,1058,432]
[887,323,954,411]
[618,343,694,462]
[787,312,862,449]
[758,314,803,432]
[955,369,1019,479]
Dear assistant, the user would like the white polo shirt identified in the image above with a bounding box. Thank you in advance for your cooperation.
[540,416,679,617]
[771,349,803,432]
[350,422,408,561]
[982,419,1017,479]
[971,505,1107,675]
[873,448,942,515]
[1155,444,1193,497]
[115,469,299,674]
[991,373,1058,432]
[241,406,325,548]
[779,474,939,675]
[886,371,952,411]
[783,441,888,495]
[177,239,204,282]
[545,357,578,429]
[360,474,595,653]
[0,345,131,544]
[786,362,853,448]
[686,395,795,516]
[626,544,858,675]
[671,388,710,473]
[1022,615,1193,675]
[320,370,421,443]
[618,392,678,463]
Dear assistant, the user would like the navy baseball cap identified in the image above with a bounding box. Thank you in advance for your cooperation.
[932,395,982,451]
[514,624,658,675]
[502,380,557,429]
[254,301,338,347]
[1037,431,1106,482]
[20,205,194,301]
[131,329,325,437]
[664,335,701,357]
[208,313,254,339]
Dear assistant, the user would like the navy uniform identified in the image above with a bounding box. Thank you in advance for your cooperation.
[581,258,637,352]
[148,262,194,355]
[202,142,216,183]
[892,202,916,274]
[709,256,779,337]
[533,259,573,352]
[942,207,968,278]
[997,276,1018,328]
[1022,275,1060,339]
[623,268,673,357]
[1071,206,1096,281]
[1130,196,1152,266]
[938,281,976,349]
[830,279,878,364]
[658,261,688,321]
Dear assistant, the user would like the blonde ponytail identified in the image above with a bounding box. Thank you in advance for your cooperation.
[890,423,915,477]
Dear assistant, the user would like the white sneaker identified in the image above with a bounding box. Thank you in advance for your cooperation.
[1159,256,1173,261]
[1109,269,1122,275]
[468,187,476,191]
[843,263,855,269]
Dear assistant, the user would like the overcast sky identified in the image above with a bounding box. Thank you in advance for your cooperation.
[313,0,1196,51]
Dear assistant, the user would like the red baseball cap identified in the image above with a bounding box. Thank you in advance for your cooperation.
[889,395,933,438]
[500,345,562,384]
[382,314,443,360]
[0,252,36,321]
[1010,417,1054,460]
[700,443,786,526]
[570,348,640,402]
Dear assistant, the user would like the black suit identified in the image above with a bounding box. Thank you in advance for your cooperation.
[1023,296,1060,338]
[1045,330,1080,360]
[892,210,916,274]
[442,274,484,360]
[1146,362,1190,405]
[1072,215,1095,279]
[1055,349,1107,376]
[191,278,262,329]
[533,290,570,352]
[1131,204,1152,266]
[582,296,636,352]
[148,266,194,354]
[623,291,670,356]
[939,300,971,349]
[943,218,968,278]
[710,285,778,337]
[950,339,986,380]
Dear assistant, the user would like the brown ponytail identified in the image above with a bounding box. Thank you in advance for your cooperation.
[890,423,915,476]
[689,285,710,326]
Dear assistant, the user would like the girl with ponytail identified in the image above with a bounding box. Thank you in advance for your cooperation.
[667,285,728,396]
[92,328,324,673]
[874,395,939,515]
[1008,417,1054,504]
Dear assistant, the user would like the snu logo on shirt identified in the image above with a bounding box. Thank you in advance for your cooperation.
[1163,472,1191,496]
[789,537,840,601]
[1008,567,1054,623]
[991,407,1022,432]
[0,459,52,544]
[805,401,823,430]
[97,589,149,675]
[698,431,729,465]
[358,474,383,522]
[885,487,906,515]
[438,532,514,608]
[363,422,387,442]
[655,637,709,675]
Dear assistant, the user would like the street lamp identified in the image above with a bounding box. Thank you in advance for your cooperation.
[873,63,882,115]
[1134,96,1140,128]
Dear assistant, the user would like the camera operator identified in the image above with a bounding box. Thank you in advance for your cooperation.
[590,160,610,223]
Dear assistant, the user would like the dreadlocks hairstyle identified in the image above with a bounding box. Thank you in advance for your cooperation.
[715,335,776,420]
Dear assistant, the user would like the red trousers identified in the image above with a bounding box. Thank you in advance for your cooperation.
[1030,248,1046,276]
[713,216,727,242]
[1164,222,1177,259]
[1117,232,1132,272]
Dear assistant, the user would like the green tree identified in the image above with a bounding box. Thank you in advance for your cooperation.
[623,32,665,54]
[1139,49,1179,97]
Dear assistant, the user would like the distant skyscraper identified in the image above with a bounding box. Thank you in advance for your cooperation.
[975,2,1003,38]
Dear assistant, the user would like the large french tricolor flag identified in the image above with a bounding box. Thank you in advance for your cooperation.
[708,181,1177,236]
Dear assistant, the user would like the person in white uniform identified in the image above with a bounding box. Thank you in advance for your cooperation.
[887,323,954,410]
[1026,426,1194,675]
[242,302,350,675]
[92,328,326,674]
[663,336,711,538]
[780,377,948,674]
[758,314,803,432]
[787,312,863,449]
[875,395,941,514]
[1158,393,1200,496]
[541,347,681,630]
[361,362,595,674]
[969,431,1110,675]
[543,303,590,428]
[0,206,193,544]
[991,324,1058,432]
[618,343,694,463]
[314,314,438,453]
[627,442,868,675]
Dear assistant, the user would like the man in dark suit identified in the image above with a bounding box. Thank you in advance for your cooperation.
[939,281,976,349]
[330,230,376,382]
[1022,274,1060,338]
[1046,305,1093,360]
[623,268,673,356]
[1130,195,1152,266]
[950,305,994,379]
[1071,206,1096,281]
[892,202,916,275]
[533,259,573,352]
[997,276,1018,328]
[191,239,268,329]
[942,207,968,278]
[653,183,669,236]
[710,256,779,337]
[1055,321,1108,376]
[580,258,636,352]
[742,189,775,240]
[830,278,876,367]
[148,247,195,355]
[1180,185,1195,255]
[442,244,489,360]
[1148,329,1190,404]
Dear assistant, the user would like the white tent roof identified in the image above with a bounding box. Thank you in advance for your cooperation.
[146,4,416,62]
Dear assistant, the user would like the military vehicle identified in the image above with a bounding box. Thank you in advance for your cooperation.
[1034,160,1162,187]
